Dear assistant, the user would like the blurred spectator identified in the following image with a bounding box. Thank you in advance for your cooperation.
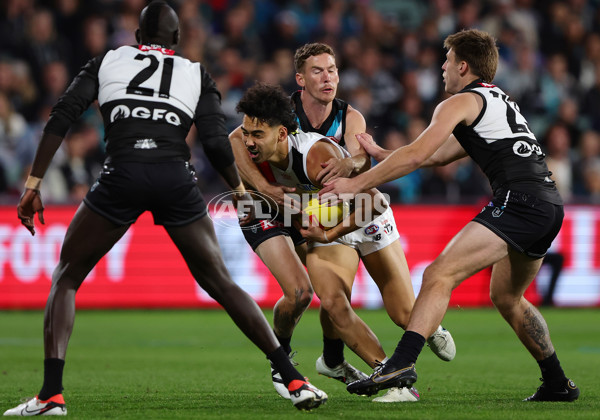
[0,91,35,193]
[40,60,70,105]
[55,123,103,203]
[340,45,402,127]
[538,53,581,123]
[0,0,599,204]
[544,122,574,202]
[77,14,110,65]
[580,31,600,90]
[581,61,600,132]
[375,129,422,204]
[108,0,144,48]
[572,129,600,199]
[20,8,74,93]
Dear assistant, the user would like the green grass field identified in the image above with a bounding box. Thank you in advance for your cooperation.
[1,308,598,419]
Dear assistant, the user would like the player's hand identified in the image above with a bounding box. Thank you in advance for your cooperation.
[316,157,354,184]
[318,177,361,205]
[260,183,300,211]
[355,133,390,162]
[17,189,45,236]
[232,191,255,226]
[295,215,330,243]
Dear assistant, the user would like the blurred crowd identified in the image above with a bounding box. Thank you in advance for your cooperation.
[1,0,600,205]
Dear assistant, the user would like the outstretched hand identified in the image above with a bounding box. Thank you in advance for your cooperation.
[261,183,300,211]
[17,189,45,236]
[316,157,354,184]
[355,133,390,162]
[318,177,361,205]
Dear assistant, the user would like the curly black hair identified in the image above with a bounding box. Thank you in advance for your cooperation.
[236,83,298,132]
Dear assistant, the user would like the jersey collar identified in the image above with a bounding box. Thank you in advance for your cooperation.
[138,44,175,55]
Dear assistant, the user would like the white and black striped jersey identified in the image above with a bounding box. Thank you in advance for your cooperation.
[45,44,232,166]
[454,80,562,204]
[256,131,349,193]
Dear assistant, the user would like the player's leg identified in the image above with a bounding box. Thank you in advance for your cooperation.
[166,216,327,409]
[44,204,130,360]
[255,236,313,354]
[347,222,508,396]
[255,236,313,398]
[307,244,385,368]
[361,241,414,329]
[3,204,131,416]
[363,240,456,362]
[490,251,579,401]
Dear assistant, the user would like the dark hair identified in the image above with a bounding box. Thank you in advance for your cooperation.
[294,43,335,73]
[236,83,298,132]
[444,29,498,83]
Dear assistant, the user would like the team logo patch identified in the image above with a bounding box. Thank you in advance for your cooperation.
[513,140,542,158]
[364,224,379,235]
[492,207,504,217]
[110,105,130,121]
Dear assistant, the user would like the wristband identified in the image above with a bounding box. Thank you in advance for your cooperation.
[24,176,42,191]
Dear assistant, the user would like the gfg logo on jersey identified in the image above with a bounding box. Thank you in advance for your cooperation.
[513,140,543,158]
[110,104,181,126]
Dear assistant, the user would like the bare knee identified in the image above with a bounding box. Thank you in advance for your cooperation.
[281,285,313,313]
[490,289,520,315]
[421,262,457,294]
[387,306,411,329]
[319,294,352,325]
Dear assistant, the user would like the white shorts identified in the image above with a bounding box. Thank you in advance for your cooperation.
[309,207,399,256]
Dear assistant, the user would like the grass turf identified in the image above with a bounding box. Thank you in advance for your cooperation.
[0,307,598,419]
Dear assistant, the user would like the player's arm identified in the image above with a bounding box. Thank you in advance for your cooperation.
[18,56,102,235]
[229,125,298,208]
[194,72,252,224]
[316,106,369,183]
[320,93,479,197]
[302,140,384,243]
[421,134,468,167]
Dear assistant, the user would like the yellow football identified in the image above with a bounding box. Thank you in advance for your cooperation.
[303,197,350,230]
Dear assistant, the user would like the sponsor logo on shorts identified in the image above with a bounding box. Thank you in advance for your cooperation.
[383,223,393,235]
[364,224,379,235]
[492,207,504,217]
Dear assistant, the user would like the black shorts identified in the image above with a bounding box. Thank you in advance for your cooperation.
[242,217,306,251]
[473,190,564,258]
[84,160,207,227]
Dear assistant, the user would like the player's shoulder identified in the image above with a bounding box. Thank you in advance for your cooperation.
[345,104,366,127]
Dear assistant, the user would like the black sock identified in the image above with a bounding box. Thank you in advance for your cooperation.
[322,336,345,368]
[267,346,304,386]
[274,330,292,355]
[387,331,426,367]
[38,358,65,400]
[538,352,567,386]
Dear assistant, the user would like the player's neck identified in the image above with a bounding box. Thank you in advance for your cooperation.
[301,91,333,130]
[269,140,290,170]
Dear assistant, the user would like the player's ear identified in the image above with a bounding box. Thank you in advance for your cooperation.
[295,72,305,88]
[278,126,288,141]
[459,60,468,76]
[135,28,141,44]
